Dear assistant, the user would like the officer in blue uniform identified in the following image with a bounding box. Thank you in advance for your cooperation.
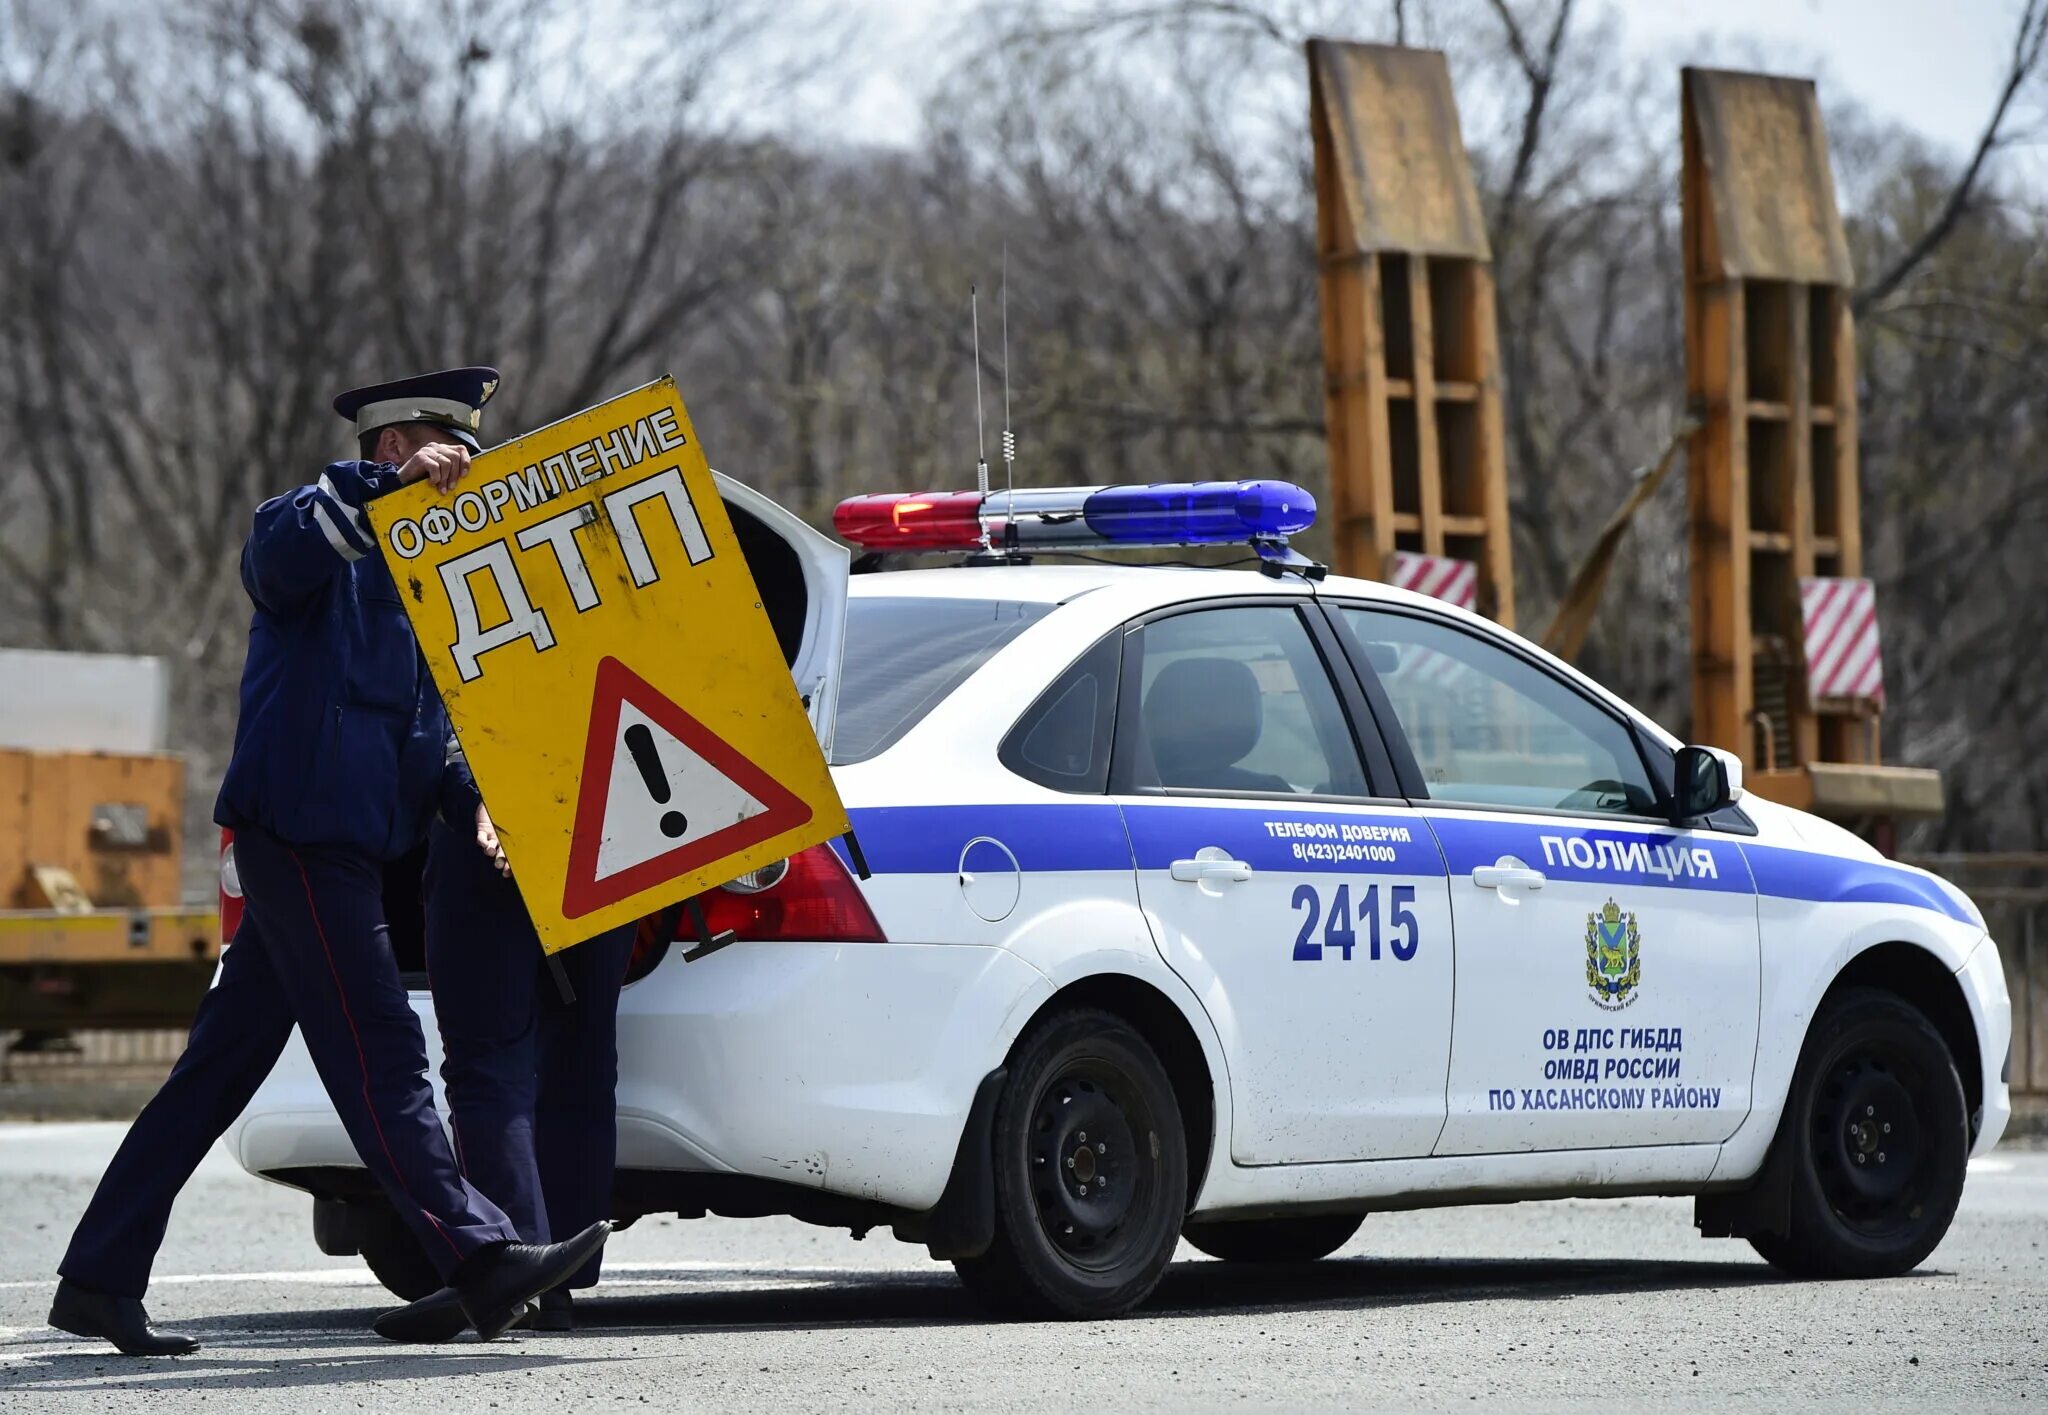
[371,753,637,1340]
[50,368,610,1356]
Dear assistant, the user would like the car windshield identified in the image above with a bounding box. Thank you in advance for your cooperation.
[830,596,1052,764]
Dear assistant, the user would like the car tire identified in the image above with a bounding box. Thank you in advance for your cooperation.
[954,1006,1187,1319]
[354,1201,443,1301]
[1182,1213,1363,1263]
[1749,987,1969,1279]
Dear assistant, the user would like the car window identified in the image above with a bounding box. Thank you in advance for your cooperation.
[1339,606,1659,816]
[1001,631,1121,793]
[832,597,1050,764]
[1121,605,1368,797]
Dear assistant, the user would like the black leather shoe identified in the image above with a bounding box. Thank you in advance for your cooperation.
[455,1223,610,1341]
[532,1289,574,1332]
[372,1286,466,1344]
[375,1287,539,1343]
[48,1278,199,1357]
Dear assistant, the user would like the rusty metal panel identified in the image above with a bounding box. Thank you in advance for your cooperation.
[1683,67,1854,286]
[0,751,186,910]
[1309,40,1490,259]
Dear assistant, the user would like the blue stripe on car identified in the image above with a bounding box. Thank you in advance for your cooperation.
[836,804,1132,875]
[1121,803,1441,875]
[834,802,1976,923]
[1742,844,1974,924]
[1423,815,1754,895]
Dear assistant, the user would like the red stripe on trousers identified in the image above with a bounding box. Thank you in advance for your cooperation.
[290,849,462,1260]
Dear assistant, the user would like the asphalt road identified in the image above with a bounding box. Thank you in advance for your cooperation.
[0,1124,2043,1412]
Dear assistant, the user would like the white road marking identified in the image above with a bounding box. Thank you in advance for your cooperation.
[1970,1157,2015,1173]
[0,1259,917,1293]
[0,1269,375,1292]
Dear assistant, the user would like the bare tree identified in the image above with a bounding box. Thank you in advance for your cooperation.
[1854,0,2048,315]
[3,0,2046,870]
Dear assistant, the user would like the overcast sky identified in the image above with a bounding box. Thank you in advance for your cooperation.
[1623,0,2026,160]
[829,0,2032,167]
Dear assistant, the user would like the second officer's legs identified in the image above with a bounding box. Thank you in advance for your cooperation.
[424,816,546,1244]
[232,826,517,1275]
[535,921,635,1290]
[426,814,634,1292]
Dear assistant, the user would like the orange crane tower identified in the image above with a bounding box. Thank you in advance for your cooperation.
[1682,68,1941,827]
[1309,48,1944,838]
[1309,40,1515,625]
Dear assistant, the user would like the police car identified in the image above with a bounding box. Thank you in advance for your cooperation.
[224,478,2013,1320]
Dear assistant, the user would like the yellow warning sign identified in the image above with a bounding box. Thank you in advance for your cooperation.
[367,378,849,953]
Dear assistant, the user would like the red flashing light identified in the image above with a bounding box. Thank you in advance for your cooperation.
[832,491,985,551]
[682,843,886,944]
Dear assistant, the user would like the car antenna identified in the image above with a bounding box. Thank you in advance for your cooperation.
[1000,246,1017,534]
[971,283,991,550]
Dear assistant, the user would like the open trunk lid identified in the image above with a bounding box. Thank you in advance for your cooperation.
[713,472,850,756]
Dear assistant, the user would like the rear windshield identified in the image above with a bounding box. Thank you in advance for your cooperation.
[831,597,1051,764]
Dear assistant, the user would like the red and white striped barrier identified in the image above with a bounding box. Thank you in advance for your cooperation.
[1799,576,1884,705]
[1381,552,1480,685]
[1386,552,1478,610]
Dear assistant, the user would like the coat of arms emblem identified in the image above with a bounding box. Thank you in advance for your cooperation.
[1585,899,1641,1010]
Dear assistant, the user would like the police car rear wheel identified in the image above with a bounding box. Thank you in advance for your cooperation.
[1182,1213,1364,1263]
[1750,987,1968,1279]
[956,1006,1187,1319]
[354,1201,442,1301]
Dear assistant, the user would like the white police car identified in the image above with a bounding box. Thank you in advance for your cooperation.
[226,478,2012,1320]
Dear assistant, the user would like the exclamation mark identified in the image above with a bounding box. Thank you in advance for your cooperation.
[624,723,688,839]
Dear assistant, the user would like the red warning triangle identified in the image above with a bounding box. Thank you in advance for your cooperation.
[562,656,814,919]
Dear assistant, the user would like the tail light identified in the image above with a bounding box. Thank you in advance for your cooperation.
[219,829,244,948]
[687,843,886,945]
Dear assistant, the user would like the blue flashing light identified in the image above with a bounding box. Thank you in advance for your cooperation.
[1080,480,1315,544]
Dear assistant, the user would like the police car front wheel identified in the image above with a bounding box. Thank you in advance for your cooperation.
[1182,1213,1364,1264]
[955,1006,1188,1320]
[1750,987,1969,1279]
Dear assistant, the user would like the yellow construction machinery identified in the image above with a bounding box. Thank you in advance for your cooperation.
[0,652,220,1037]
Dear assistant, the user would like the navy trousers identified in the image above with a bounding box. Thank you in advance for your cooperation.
[424,818,634,1291]
[59,827,518,1298]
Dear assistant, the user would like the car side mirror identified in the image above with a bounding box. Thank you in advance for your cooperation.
[1709,746,1744,802]
[1672,745,1736,822]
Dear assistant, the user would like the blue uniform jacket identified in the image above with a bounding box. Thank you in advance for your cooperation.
[214,461,464,860]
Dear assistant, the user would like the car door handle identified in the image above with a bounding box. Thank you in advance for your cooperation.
[1472,864,1546,890]
[1170,858,1253,884]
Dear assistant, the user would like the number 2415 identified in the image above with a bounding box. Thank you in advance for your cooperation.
[1291,883,1419,963]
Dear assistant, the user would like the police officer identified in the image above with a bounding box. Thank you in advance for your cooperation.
[370,755,636,1342]
[49,368,610,1356]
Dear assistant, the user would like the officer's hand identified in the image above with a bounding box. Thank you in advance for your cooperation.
[476,803,511,877]
[398,442,471,494]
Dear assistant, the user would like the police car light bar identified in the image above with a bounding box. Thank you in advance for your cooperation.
[832,480,1317,557]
